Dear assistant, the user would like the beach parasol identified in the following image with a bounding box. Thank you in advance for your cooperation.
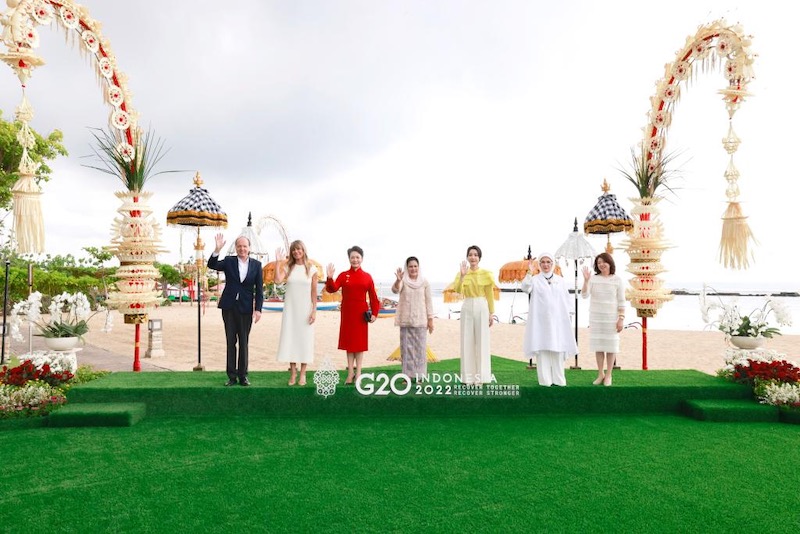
[555,217,597,369]
[441,280,500,322]
[499,247,533,284]
[441,282,501,304]
[499,247,564,324]
[499,246,533,324]
[264,258,327,302]
[166,172,227,371]
[320,286,342,302]
[584,179,633,253]
[263,258,325,285]
[442,282,463,304]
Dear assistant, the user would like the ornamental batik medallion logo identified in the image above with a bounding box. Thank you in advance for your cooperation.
[313,357,340,398]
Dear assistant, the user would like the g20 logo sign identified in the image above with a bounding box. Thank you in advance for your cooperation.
[355,373,412,396]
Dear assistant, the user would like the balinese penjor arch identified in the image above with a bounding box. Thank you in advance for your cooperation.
[2,0,163,370]
[637,19,755,271]
[2,0,139,189]
[622,20,755,368]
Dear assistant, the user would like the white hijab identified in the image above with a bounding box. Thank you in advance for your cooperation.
[523,251,577,355]
[402,271,426,290]
[538,252,555,275]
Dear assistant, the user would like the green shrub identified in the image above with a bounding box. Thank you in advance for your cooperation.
[71,365,111,385]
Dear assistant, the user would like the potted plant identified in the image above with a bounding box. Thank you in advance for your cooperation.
[700,284,792,349]
[9,291,112,351]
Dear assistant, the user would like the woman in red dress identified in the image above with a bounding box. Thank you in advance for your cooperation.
[326,245,381,384]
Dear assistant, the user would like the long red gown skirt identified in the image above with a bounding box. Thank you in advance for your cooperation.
[326,268,380,352]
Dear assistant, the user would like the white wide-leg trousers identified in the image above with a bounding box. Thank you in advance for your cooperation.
[460,298,491,385]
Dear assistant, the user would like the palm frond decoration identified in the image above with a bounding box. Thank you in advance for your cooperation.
[83,127,179,192]
[619,144,682,199]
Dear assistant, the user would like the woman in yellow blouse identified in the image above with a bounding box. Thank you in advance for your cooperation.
[453,245,495,385]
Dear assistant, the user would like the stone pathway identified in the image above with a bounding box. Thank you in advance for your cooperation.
[3,335,170,372]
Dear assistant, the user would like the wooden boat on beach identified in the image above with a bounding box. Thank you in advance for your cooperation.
[262,299,339,312]
[377,297,397,318]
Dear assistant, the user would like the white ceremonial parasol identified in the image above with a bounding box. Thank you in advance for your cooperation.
[227,212,268,263]
[555,217,597,369]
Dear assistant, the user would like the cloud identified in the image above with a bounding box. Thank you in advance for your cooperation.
[1,0,797,293]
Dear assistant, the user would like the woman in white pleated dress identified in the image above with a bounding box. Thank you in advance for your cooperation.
[581,252,626,386]
[275,240,318,386]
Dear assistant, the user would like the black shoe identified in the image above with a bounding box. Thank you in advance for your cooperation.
[240,377,251,386]
[224,379,238,387]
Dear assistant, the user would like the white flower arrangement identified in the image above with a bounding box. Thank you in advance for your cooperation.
[10,291,113,342]
[0,381,66,416]
[758,382,800,408]
[719,347,787,378]
[699,284,792,339]
[25,351,78,375]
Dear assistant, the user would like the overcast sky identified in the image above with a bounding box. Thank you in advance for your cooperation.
[1,0,797,289]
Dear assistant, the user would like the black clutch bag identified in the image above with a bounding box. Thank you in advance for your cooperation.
[363,311,372,322]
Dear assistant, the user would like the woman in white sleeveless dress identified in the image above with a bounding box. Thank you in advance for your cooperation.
[275,240,318,385]
[581,252,626,386]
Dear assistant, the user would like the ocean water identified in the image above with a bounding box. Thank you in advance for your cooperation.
[376,283,800,335]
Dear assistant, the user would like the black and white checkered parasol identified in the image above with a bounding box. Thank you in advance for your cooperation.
[584,192,633,235]
[166,172,227,228]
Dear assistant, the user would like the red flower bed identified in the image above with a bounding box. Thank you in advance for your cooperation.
[0,360,74,388]
[733,359,800,385]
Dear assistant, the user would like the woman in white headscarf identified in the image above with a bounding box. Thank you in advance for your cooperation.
[521,252,577,386]
[391,256,435,379]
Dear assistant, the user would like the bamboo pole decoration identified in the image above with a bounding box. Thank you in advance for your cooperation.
[719,112,757,269]
[1,1,142,253]
[642,317,648,371]
[719,202,756,269]
[134,323,141,372]
[623,20,757,366]
[10,96,45,253]
[194,229,204,371]
[638,20,756,270]
[106,191,166,372]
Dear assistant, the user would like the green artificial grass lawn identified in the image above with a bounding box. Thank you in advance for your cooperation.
[74,356,734,389]
[48,402,147,427]
[683,399,779,423]
[65,356,749,418]
[1,414,799,533]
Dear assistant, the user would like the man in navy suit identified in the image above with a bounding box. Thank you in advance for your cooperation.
[207,233,264,386]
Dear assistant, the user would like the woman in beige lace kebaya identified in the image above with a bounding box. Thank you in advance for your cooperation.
[391,256,434,379]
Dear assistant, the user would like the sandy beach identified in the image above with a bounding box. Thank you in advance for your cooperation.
[35,303,793,376]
